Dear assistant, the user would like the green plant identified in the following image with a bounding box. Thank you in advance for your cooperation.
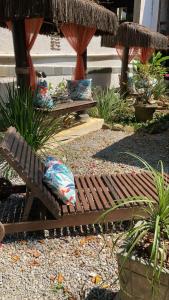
[132,52,169,104]
[101,154,169,298]
[0,83,62,178]
[52,79,67,99]
[93,87,134,124]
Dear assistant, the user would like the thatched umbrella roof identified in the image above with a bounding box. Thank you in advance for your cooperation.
[101,22,168,49]
[0,0,118,35]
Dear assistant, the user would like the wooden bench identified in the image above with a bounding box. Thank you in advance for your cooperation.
[35,100,97,117]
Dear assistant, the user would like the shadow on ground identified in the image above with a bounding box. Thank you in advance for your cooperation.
[93,131,169,172]
[85,287,118,300]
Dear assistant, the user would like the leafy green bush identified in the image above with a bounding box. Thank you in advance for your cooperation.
[91,87,134,124]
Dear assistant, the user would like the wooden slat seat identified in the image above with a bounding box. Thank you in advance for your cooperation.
[35,100,97,117]
[0,127,166,241]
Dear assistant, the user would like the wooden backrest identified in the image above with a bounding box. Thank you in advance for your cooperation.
[0,127,59,218]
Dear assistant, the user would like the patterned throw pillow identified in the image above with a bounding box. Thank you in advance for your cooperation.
[34,79,54,109]
[67,79,92,100]
[43,156,76,206]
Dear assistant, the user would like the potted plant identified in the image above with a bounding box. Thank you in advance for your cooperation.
[102,154,169,300]
[132,52,169,122]
[133,63,158,122]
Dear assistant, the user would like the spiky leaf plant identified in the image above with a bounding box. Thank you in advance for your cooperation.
[101,154,169,298]
[0,83,62,178]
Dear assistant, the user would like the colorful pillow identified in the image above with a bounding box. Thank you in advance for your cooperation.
[67,79,92,100]
[43,156,76,206]
[34,79,54,109]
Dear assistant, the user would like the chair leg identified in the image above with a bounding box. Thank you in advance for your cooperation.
[22,190,34,221]
[0,222,5,242]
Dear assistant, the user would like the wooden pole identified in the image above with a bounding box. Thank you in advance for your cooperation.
[120,46,129,96]
[12,20,30,88]
[82,48,87,77]
[77,48,89,122]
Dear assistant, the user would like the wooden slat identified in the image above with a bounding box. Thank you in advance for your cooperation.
[20,141,28,169]
[121,173,147,198]
[36,100,97,117]
[101,175,119,200]
[109,175,132,208]
[135,173,158,200]
[142,172,161,194]
[75,176,90,212]
[24,145,31,176]
[79,176,97,211]
[23,195,34,221]
[74,191,83,213]
[90,175,110,209]
[10,134,19,158]
[95,176,113,205]
[2,128,16,152]
[126,173,157,201]
[4,205,147,234]
[14,135,24,164]
[112,174,135,200]
[85,175,104,210]
[29,150,35,182]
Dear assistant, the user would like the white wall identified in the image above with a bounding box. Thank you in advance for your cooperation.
[0,28,121,88]
[0,27,113,55]
[134,0,160,31]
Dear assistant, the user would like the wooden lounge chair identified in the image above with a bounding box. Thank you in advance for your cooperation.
[0,127,163,241]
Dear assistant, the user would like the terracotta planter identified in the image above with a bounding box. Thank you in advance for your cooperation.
[134,105,157,122]
[117,251,169,300]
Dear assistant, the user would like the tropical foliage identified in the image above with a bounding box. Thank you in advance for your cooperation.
[132,52,169,103]
[101,154,169,297]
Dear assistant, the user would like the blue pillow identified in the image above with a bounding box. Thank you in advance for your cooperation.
[43,156,76,206]
[67,79,92,100]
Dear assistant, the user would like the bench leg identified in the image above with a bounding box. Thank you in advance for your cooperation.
[76,110,90,123]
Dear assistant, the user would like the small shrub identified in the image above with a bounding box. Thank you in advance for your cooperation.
[92,87,135,124]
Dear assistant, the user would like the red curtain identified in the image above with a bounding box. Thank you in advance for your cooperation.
[61,23,96,80]
[25,18,43,89]
[140,48,154,64]
[116,45,140,63]
[7,18,43,89]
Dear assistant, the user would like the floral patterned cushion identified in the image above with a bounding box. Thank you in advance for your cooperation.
[67,79,92,100]
[43,156,76,206]
[34,79,54,109]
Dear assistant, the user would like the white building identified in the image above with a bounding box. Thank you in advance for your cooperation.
[0,0,168,89]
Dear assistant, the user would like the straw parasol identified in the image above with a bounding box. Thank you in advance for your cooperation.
[0,0,118,87]
[101,22,168,49]
[0,0,118,35]
[101,22,168,94]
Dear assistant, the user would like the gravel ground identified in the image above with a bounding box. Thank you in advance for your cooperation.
[1,128,169,299]
[54,128,169,175]
[0,231,122,300]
